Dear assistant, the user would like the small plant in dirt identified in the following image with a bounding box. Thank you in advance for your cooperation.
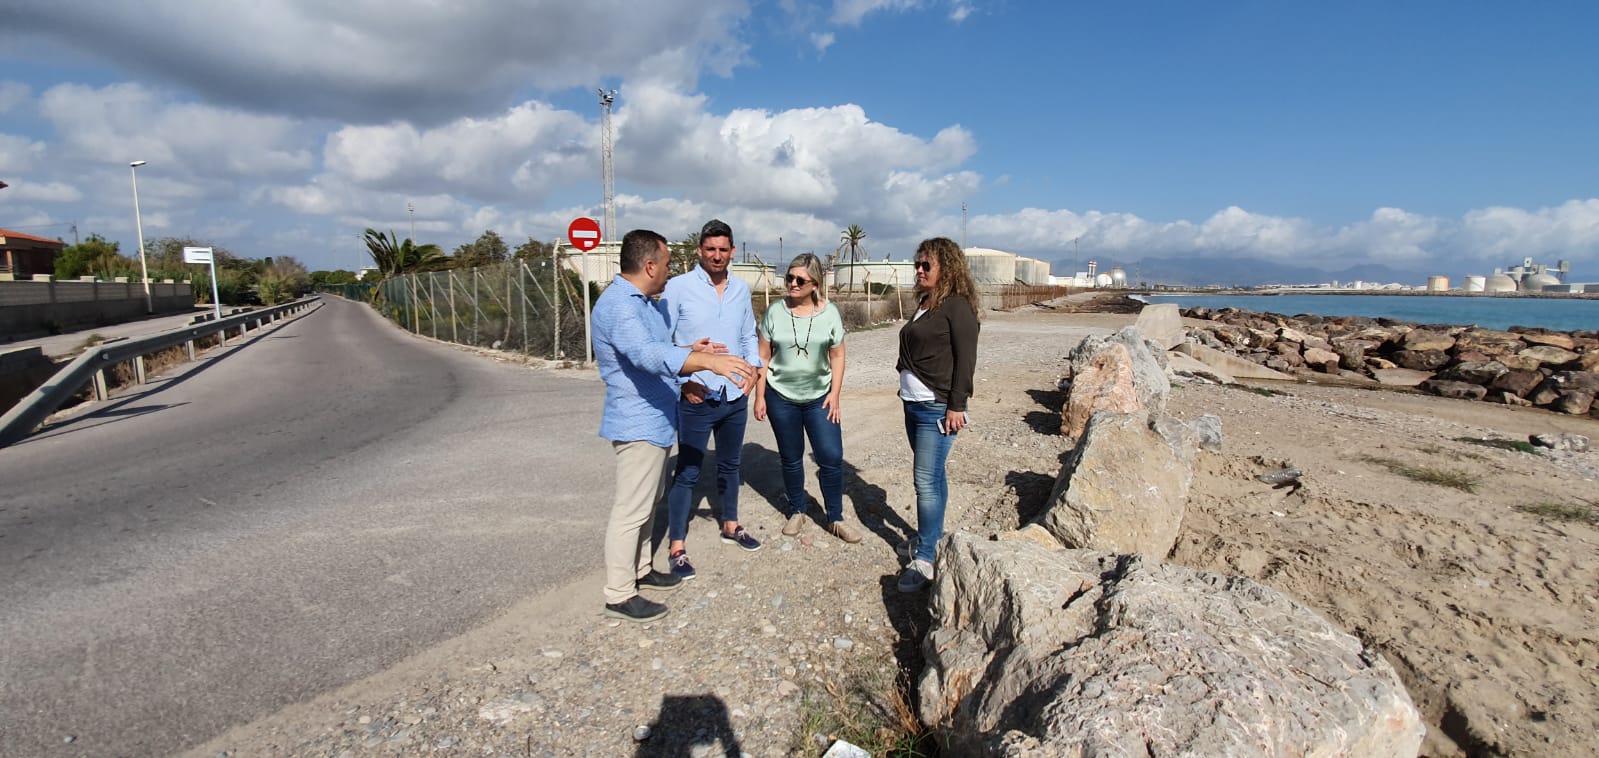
[71,333,108,355]
[1361,455,1480,493]
[1454,436,1542,456]
[1515,502,1598,524]
[791,663,940,757]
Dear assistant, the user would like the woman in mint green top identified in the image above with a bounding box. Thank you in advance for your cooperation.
[753,254,858,543]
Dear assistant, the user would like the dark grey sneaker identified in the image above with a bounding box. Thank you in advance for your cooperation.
[896,559,934,593]
[721,526,762,552]
[637,570,682,592]
[605,595,669,622]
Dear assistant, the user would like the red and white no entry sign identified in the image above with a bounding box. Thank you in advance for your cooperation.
[566,217,602,251]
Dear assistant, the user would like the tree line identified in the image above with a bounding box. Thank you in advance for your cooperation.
[53,234,310,305]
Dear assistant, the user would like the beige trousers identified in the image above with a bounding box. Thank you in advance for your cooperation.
[604,440,671,604]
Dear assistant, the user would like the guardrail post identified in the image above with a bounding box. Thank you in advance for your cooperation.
[186,339,196,361]
[134,355,147,384]
[93,368,109,401]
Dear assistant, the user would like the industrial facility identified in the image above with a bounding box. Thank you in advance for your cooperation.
[1450,257,1597,294]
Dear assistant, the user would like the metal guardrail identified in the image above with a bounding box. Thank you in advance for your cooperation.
[0,297,321,447]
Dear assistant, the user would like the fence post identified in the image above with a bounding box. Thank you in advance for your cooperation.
[520,261,530,355]
[410,274,419,333]
[864,271,873,323]
[552,247,561,359]
[473,267,480,347]
[429,273,438,340]
[449,270,459,343]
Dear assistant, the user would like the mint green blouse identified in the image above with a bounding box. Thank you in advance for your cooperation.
[759,300,845,402]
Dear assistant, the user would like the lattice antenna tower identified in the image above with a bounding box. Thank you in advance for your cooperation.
[598,89,617,240]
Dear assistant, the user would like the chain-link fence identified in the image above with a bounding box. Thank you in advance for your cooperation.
[330,260,1072,363]
[354,257,597,361]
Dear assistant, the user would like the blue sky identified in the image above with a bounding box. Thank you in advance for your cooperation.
[2,0,1595,280]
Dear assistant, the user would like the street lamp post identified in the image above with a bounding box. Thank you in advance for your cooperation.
[129,161,152,313]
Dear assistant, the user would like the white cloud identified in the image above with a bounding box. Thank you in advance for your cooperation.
[961,199,1599,276]
[1460,199,1599,267]
[832,0,921,26]
[323,101,592,202]
[950,2,974,22]
[37,83,313,175]
[811,32,836,54]
[7,0,752,122]
[616,84,977,226]
[0,134,48,171]
[4,180,81,203]
[0,81,32,113]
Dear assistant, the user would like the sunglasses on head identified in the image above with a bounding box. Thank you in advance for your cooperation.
[785,274,812,285]
[915,260,934,272]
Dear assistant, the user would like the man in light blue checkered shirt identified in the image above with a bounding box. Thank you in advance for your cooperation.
[592,229,754,623]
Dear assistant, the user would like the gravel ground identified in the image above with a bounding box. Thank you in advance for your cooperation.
[189,295,1599,757]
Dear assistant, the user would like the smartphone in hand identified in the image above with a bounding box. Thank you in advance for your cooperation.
[937,412,969,435]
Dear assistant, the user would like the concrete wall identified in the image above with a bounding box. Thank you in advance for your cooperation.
[0,346,61,415]
[0,278,194,338]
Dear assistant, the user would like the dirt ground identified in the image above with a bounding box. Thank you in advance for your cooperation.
[189,297,1599,757]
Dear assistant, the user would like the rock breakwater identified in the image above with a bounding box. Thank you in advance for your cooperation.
[1181,306,1599,417]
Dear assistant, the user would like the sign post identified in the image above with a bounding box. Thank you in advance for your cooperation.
[183,246,221,321]
[566,218,602,365]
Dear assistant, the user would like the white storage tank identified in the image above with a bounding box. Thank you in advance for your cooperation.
[1426,276,1449,292]
[1109,267,1128,288]
[963,247,1019,286]
[1464,275,1487,292]
[1016,256,1049,285]
[1484,274,1518,293]
[1523,273,1562,292]
[1094,273,1114,288]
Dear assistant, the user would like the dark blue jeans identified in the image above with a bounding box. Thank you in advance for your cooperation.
[904,400,957,563]
[669,394,748,542]
[764,387,845,522]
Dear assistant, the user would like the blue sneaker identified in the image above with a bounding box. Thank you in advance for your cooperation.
[670,550,697,581]
[721,526,762,552]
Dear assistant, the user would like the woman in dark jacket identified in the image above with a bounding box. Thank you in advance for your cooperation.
[894,237,979,592]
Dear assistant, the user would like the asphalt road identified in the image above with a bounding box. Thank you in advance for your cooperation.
[0,297,617,757]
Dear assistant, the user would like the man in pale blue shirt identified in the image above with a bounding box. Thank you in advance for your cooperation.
[661,219,765,579]
[593,229,754,622]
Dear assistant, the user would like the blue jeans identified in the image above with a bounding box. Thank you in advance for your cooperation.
[765,387,845,522]
[669,394,748,542]
[904,400,957,563]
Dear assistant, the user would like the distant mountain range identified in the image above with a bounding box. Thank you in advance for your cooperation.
[1042,255,1435,288]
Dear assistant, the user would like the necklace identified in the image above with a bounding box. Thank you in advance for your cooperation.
[789,302,814,357]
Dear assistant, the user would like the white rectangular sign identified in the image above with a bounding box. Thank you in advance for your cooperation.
[183,246,214,264]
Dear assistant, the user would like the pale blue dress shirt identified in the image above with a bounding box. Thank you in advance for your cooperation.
[662,265,762,401]
[593,275,690,447]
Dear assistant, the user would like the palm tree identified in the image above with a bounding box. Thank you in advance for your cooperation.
[363,228,443,277]
[836,224,866,293]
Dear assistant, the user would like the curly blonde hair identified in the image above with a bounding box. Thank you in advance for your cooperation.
[914,237,979,319]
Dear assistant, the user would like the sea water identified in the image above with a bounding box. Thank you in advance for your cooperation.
[1139,293,1598,333]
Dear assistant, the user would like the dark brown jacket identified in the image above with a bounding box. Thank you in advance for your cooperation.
[896,294,980,411]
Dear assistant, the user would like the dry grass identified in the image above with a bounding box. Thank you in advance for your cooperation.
[1515,502,1598,524]
[1455,436,1542,455]
[792,661,938,757]
[1361,455,1481,493]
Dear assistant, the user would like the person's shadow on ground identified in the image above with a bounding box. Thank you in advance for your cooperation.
[634,693,742,757]
[734,442,913,551]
